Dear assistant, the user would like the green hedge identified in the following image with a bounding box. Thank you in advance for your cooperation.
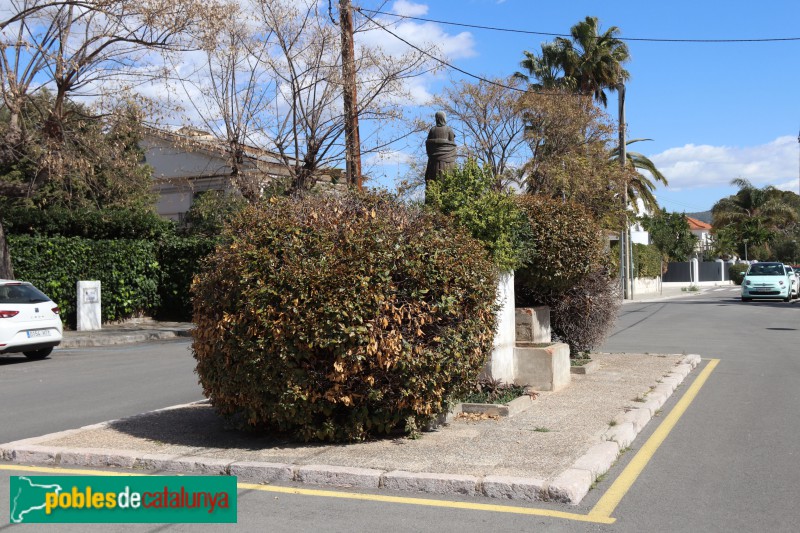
[8,235,161,326]
[156,236,216,321]
[609,242,664,279]
[1,206,174,240]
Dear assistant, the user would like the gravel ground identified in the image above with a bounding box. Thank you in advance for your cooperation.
[40,352,684,480]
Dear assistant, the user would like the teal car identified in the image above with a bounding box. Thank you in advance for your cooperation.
[741,262,792,302]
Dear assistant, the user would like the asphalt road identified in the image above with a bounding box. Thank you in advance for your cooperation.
[2,288,799,531]
[0,339,202,443]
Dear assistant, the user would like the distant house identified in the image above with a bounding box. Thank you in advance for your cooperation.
[141,127,343,221]
[686,216,713,257]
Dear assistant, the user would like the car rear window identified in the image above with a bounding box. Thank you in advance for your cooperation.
[0,283,51,304]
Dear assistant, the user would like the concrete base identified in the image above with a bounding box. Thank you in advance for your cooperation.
[514,342,570,391]
[515,306,551,343]
[570,360,600,375]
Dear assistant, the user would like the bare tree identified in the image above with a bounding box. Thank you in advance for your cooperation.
[166,0,428,196]
[432,77,528,189]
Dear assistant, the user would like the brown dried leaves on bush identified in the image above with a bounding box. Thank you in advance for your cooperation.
[191,191,499,442]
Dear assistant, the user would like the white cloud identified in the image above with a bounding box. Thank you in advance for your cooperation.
[364,149,414,166]
[649,136,800,192]
[392,0,428,17]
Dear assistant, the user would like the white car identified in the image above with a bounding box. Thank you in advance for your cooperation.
[0,280,62,359]
[786,266,799,299]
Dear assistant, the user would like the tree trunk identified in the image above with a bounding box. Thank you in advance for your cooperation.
[0,221,14,280]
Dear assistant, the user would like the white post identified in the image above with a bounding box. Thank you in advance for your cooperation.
[485,271,516,383]
[77,280,101,331]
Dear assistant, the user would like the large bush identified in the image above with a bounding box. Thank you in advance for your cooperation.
[515,195,605,304]
[8,235,160,325]
[546,269,620,355]
[426,159,532,272]
[192,192,499,442]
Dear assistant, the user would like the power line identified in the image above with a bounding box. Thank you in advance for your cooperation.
[358,8,800,43]
[356,7,582,97]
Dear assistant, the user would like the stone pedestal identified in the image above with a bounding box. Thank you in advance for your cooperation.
[77,280,101,331]
[514,342,570,391]
[515,307,551,343]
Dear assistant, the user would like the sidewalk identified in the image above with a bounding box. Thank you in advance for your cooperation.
[2,341,704,505]
[59,319,193,349]
[622,284,737,305]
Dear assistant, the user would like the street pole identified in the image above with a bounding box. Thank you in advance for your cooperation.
[744,239,748,262]
[340,0,362,189]
[618,82,630,299]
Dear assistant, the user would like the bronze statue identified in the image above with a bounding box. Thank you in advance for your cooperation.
[424,111,457,185]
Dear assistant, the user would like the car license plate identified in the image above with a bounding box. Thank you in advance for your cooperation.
[26,329,51,338]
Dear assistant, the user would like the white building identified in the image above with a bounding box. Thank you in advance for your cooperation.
[141,127,343,221]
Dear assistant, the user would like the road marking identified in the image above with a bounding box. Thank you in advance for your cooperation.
[589,358,720,519]
[0,360,719,525]
[238,483,616,523]
[0,464,611,524]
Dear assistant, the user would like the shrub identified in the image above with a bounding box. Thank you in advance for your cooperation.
[729,263,749,285]
[609,242,664,279]
[515,195,605,305]
[179,191,247,238]
[192,192,499,442]
[425,159,532,272]
[1,206,173,240]
[156,236,216,321]
[8,235,160,325]
[543,269,620,356]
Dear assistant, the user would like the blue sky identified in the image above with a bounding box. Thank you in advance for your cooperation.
[367,0,800,213]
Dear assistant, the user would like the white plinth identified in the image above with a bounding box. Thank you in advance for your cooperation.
[483,271,515,384]
[77,280,101,331]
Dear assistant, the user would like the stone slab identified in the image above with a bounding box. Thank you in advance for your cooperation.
[571,441,620,478]
[296,465,383,489]
[229,462,294,483]
[383,471,478,496]
[482,475,547,501]
[547,468,592,504]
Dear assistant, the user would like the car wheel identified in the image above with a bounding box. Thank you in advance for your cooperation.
[784,294,792,303]
[23,347,52,360]
[741,297,751,302]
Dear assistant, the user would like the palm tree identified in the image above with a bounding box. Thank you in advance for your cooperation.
[608,138,669,213]
[712,178,798,255]
[556,16,631,107]
[517,16,630,107]
[713,178,797,229]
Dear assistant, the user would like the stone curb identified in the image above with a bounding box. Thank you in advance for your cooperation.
[557,353,704,504]
[0,355,705,506]
[59,329,191,349]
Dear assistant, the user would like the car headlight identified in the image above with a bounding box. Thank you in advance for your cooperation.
[744,280,751,285]
[779,280,785,286]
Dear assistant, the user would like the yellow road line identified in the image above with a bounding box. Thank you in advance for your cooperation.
[1,359,718,525]
[0,464,611,523]
[590,358,720,519]
[237,483,615,524]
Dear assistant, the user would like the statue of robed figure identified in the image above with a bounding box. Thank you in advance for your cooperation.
[424,111,457,186]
